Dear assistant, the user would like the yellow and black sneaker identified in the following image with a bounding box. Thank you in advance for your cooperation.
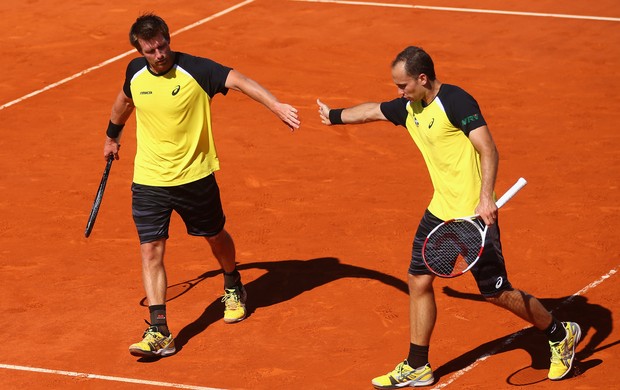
[222,285,247,323]
[129,324,175,357]
[372,360,434,388]
[548,321,581,380]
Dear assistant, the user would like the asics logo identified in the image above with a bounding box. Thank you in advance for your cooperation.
[495,277,504,289]
[172,85,181,96]
[428,118,435,129]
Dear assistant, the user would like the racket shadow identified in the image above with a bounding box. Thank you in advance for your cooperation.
[434,286,613,382]
[138,269,223,307]
[169,257,408,353]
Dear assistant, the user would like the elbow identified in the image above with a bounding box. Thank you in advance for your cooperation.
[361,112,381,123]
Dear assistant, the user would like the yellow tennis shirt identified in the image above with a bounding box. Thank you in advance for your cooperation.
[380,85,489,220]
[123,53,231,186]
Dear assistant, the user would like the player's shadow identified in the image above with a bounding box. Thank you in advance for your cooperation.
[146,257,408,356]
[434,286,615,385]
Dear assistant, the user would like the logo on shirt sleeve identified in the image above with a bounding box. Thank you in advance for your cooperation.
[461,114,480,127]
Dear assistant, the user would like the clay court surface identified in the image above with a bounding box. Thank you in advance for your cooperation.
[1,0,619,389]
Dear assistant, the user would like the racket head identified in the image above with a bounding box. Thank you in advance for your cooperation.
[422,217,485,278]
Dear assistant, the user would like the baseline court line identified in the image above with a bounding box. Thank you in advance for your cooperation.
[430,266,618,389]
[0,363,225,390]
[294,0,620,22]
[0,0,255,111]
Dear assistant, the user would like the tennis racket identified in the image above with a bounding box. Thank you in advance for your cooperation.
[85,154,114,238]
[422,177,527,278]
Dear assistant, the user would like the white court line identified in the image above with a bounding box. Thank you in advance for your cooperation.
[431,266,619,389]
[0,268,615,388]
[0,0,255,111]
[0,363,225,390]
[294,0,620,22]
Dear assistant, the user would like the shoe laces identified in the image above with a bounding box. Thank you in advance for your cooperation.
[393,361,412,378]
[222,288,241,308]
[550,340,567,363]
[141,320,162,338]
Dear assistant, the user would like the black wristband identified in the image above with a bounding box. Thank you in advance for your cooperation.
[106,120,124,138]
[328,108,344,125]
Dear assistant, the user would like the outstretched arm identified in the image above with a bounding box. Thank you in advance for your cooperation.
[317,98,387,125]
[225,69,300,131]
[103,90,134,160]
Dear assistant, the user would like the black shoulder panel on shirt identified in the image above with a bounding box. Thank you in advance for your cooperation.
[123,57,148,98]
[380,97,409,127]
[438,84,486,135]
[175,52,232,98]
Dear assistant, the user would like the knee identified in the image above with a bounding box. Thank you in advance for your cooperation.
[484,288,513,306]
[206,229,232,246]
[408,274,435,295]
[141,239,165,264]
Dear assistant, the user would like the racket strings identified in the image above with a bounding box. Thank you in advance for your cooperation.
[424,220,483,276]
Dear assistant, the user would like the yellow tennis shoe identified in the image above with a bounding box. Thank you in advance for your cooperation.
[548,321,581,380]
[372,360,434,388]
[222,285,247,323]
[129,324,175,357]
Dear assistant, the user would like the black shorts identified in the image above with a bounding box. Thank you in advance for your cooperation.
[131,174,226,244]
[409,209,513,296]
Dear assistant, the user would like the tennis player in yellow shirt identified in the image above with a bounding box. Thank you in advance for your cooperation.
[317,46,579,387]
[102,13,300,358]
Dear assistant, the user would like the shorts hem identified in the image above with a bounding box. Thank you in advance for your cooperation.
[139,235,169,245]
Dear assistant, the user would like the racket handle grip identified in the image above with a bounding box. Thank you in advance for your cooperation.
[496,177,527,209]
